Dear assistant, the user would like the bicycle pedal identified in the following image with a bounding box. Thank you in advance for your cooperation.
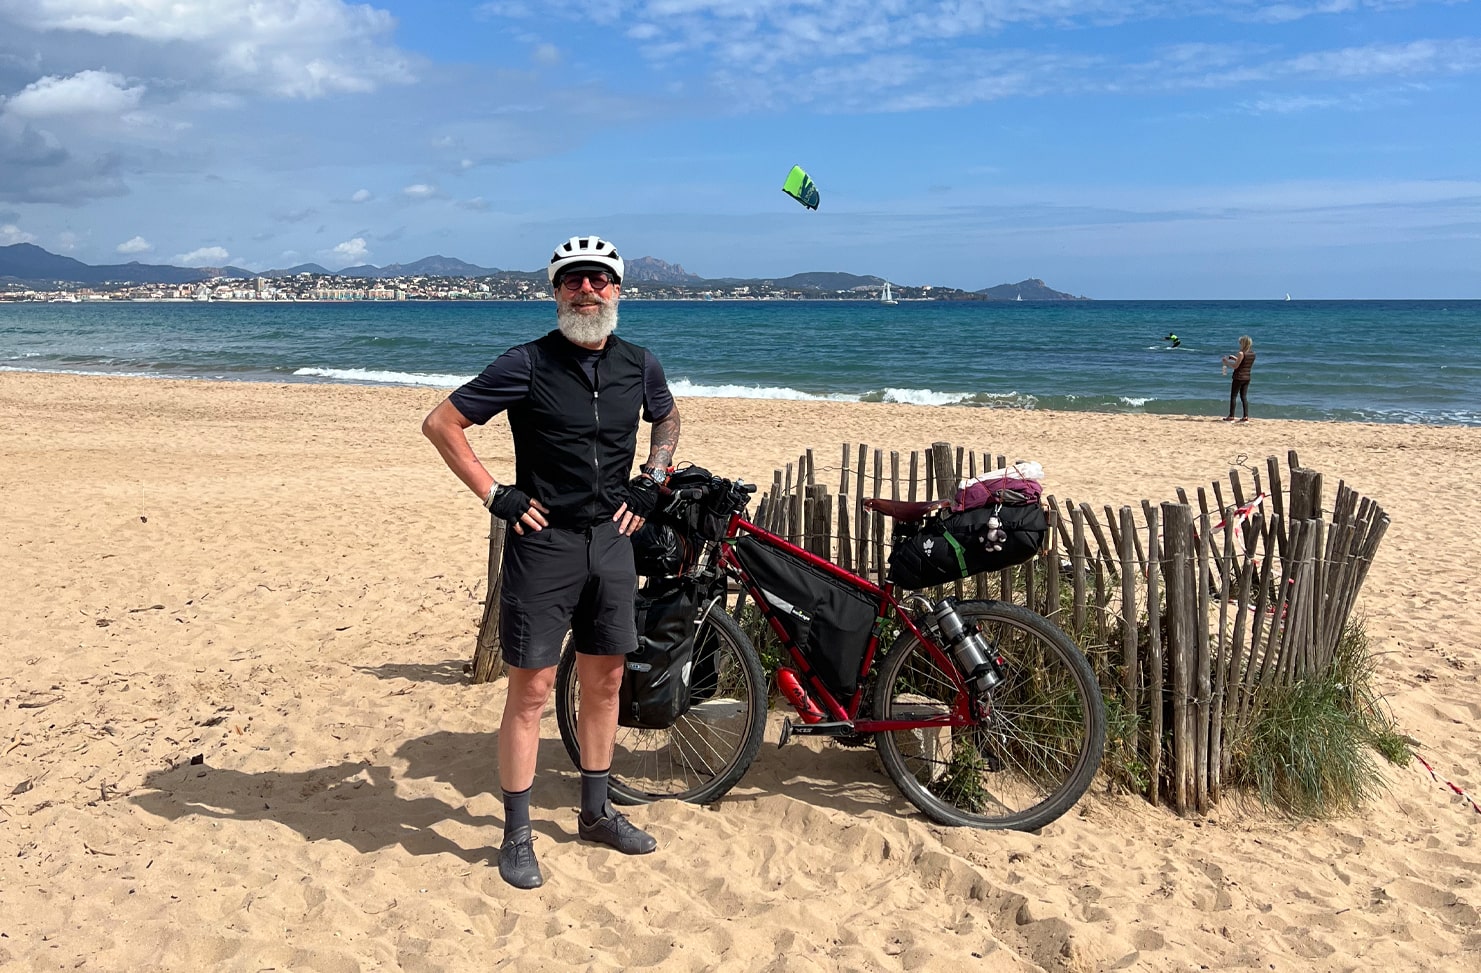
[778,718,794,749]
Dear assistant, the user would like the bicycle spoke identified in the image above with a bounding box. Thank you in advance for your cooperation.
[556,608,768,805]
[875,601,1105,830]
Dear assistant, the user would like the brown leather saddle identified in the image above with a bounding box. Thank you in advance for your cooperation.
[861,497,950,523]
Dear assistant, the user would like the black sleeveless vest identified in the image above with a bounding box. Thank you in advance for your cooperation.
[507,330,647,529]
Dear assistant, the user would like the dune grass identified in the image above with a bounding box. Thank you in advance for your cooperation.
[1235,616,1410,817]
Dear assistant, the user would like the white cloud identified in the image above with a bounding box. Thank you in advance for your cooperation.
[532,43,561,66]
[402,183,437,199]
[176,245,231,265]
[476,2,537,17]
[469,1,1475,112]
[351,188,373,203]
[1,0,413,98]
[332,237,370,262]
[55,230,79,251]
[1247,1,1392,25]
[2,70,145,119]
[116,235,152,254]
[1,223,37,244]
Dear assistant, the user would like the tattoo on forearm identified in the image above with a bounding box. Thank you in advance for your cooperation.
[649,410,681,469]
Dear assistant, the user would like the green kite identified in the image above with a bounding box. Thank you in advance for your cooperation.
[782,165,820,210]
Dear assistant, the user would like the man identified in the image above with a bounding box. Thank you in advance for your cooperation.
[422,235,681,889]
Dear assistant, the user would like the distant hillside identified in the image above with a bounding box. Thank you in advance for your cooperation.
[0,243,219,285]
[626,256,700,284]
[377,255,501,277]
[975,278,1087,301]
[262,263,332,277]
[695,271,884,290]
[772,271,885,290]
[1,244,1089,299]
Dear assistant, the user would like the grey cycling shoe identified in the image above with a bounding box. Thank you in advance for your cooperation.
[578,808,658,855]
[497,826,544,889]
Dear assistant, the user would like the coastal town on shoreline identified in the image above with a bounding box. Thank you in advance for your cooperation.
[0,245,1087,302]
[0,273,961,303]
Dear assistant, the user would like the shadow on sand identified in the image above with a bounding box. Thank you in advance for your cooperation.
[350,659,470,685]
[132,719,917,858]
[131,732,577,861]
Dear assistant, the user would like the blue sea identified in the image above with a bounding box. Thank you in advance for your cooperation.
[2,299,1479,425]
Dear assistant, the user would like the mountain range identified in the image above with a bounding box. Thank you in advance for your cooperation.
[0,243,1086,299]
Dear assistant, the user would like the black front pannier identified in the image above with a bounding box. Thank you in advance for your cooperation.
[732,535,876,698]
[631,520,690,578]
[887,503,1048,590]
[619,578,700,729]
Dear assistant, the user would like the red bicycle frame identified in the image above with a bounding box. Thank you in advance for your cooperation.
[714,512,978,733]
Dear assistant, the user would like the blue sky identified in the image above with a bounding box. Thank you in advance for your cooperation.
[0,0,1477,298]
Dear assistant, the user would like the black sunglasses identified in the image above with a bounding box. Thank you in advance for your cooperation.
[558,270,615,291]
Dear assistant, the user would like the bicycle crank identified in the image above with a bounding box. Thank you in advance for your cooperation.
[778,718,857,748]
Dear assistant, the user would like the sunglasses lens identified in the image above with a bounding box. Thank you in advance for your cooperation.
[561,271,612,290]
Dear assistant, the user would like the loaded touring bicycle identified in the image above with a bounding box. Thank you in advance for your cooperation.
[554,465,1106,832]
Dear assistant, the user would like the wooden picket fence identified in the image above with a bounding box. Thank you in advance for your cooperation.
[470,441,1389,815]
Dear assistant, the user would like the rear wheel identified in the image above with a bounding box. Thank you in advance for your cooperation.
[555,606,768,806]
[873,600,1105,831]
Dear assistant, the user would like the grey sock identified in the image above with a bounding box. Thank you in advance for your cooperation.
[502,785,532,837]
[579,766,611,823]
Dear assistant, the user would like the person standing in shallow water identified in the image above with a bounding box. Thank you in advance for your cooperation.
[421,235,681,890]
[1223,335,1255,422]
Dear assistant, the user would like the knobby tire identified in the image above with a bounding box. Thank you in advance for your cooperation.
[555,607,768,806]
[873,600,1105,831]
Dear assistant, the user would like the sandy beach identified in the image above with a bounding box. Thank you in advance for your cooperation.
[2,369,1478,972]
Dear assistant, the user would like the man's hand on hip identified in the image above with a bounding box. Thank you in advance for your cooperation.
[485,485,549,534]
[613,473,662,536]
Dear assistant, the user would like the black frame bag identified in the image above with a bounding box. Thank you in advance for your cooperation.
[620,578,701,729]
[732,535,877,698]
[887,503,1048,590]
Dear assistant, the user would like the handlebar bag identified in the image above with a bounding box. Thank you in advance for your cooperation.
[630,465,736,577]
[620,577,701,729]
[665,464,735,541]
[887,503,1048,590]
[732,535,876,699]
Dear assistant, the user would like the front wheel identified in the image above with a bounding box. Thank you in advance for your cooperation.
[555,605,768,806]
[873,600,1105,831]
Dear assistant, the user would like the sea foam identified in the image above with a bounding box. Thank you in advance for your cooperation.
[292,366,473,387]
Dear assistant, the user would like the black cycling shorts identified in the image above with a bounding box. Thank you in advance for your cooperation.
[498,520,637,670]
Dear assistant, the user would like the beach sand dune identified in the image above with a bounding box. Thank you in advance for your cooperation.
[2,372,1478,971]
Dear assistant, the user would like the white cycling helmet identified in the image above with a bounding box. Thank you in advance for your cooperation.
[547,235,624,286]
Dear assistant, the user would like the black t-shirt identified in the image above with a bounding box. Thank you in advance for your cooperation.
[450,340,675,426]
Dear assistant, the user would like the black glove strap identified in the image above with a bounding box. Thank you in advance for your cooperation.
[625,474,661,519]
[485,484,532,522]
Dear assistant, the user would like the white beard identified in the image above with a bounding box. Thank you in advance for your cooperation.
[556,298,619,345]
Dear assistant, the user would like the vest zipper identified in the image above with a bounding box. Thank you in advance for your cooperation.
[592,382,601,524]
[592,389,601,472]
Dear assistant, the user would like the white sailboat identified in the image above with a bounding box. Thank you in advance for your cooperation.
[1284,293,1291,301]
[881,281,898,305]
